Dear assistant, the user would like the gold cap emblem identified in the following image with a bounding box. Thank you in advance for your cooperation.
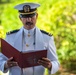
[23,5,30,13]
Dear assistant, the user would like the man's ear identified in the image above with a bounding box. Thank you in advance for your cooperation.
[36,13,38,19]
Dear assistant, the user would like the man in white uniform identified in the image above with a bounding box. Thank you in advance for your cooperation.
[0,2,60,75]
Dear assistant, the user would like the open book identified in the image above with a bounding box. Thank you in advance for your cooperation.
[0,38,47,68]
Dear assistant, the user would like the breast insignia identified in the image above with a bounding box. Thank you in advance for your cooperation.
[6,29,20,35]
[40,30,52,36]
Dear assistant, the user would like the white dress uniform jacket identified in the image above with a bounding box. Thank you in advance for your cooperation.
[0,26,59,75]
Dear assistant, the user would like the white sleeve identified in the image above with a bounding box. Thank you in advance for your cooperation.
[0,53,8,73]
[47,36,60,74]
[0,36,9,73]
[49,61,60,74]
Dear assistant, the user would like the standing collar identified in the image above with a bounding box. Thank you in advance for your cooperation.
[23,26,36,36]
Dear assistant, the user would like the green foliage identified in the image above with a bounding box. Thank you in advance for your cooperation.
[0,0,76,74]
[0,26,5,38]
[51,0,76,71]
[0,26,5,52]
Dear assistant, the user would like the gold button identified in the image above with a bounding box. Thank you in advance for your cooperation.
[28,34,31,37]
[26,44,29,47]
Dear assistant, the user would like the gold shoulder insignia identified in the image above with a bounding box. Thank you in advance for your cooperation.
[40,30,52,36]
[6,29,19,35]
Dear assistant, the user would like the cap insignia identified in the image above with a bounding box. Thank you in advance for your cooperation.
[23,5,30,13]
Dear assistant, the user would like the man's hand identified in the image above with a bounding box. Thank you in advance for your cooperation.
[38,57,52,70]
[4,57,18,70]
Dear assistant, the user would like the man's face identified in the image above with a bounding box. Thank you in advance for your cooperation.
[20,13,38,30]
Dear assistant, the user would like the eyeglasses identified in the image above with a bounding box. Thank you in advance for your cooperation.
[20,13,36,18]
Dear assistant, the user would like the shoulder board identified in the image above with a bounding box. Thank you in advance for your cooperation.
[6,29,20,35]
[40,30,52,36]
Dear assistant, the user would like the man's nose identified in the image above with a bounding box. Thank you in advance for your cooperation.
[26,17,31,21]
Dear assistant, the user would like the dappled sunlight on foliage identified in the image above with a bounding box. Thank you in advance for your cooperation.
[0,26,5,38]
[0,0,76,75]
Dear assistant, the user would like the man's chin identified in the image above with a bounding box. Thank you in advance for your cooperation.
[24,25,34,30]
